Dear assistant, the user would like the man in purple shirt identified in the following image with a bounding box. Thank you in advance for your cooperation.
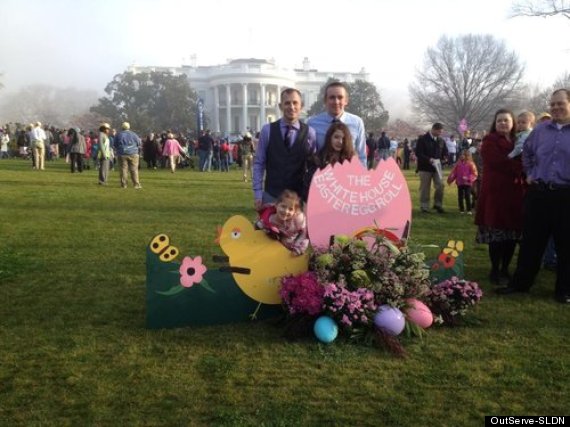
[498,88,570,303]
[252,88,317,209]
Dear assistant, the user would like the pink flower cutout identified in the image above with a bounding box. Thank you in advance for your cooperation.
[179,256,207,288]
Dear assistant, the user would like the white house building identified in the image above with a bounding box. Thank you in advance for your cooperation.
[127,57,368,135]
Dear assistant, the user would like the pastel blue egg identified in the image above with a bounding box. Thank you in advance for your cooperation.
[313,316,338,343]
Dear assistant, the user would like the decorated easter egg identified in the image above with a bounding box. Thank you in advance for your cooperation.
[374,305,405,336]
[405,298,433,329]
[313,316,338,343]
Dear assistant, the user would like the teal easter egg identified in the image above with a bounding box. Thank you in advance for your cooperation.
[313,316,338,343]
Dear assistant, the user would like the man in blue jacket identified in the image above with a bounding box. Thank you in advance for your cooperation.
[114,122,142,189]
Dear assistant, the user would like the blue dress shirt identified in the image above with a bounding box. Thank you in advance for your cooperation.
[523,121,570,185]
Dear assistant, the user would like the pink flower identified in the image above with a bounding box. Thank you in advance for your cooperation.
[179,256,207,288]
[279,272,325,316]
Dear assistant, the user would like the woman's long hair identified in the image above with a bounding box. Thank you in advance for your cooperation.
[322,122,355,164]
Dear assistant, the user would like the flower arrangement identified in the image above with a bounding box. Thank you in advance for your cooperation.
[425,276,483,325]
[279,234,484,352]
[279,233,435,352]
[309,234,430,308]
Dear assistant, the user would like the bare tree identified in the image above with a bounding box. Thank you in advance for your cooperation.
[512,83,551,114]
[553,71,570,88]
[511,0,570,19]
[384,118,425,140]
[514,72,570,114]
[409,34,525,132]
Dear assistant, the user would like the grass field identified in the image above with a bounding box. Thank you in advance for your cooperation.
[1,158,569,426]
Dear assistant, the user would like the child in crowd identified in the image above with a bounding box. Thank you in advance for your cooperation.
[162,133,184,173]
[255,189,309,255]
[508,111,535,159]
[220,139,230,172]
[447,149,478,214]
[469,139,483,209]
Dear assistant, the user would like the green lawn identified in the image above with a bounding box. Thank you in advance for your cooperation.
[1,159,568,426]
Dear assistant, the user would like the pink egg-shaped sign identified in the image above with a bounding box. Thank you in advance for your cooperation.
[306,157,412,249]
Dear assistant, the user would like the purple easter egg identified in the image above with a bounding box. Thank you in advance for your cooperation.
[374,305,405,336]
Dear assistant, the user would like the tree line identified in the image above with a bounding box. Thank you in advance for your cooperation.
[1,32,568,135]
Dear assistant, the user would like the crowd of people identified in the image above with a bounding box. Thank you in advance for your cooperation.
[2,85,569,304]
[0,122,263,179]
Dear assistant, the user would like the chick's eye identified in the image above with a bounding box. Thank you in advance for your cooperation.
[231,228,241,239]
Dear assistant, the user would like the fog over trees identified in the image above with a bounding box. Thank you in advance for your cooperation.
[0,85,99,127]
[1,35,567,133]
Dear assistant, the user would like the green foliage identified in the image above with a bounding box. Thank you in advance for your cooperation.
[307,78,389,131]
[1,160,570,425]
[346,79,390,132]
[90,71,200,134]
[310,234,430,308]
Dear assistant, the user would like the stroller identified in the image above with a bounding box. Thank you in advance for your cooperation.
[177,147,195,169]
[19,146,31,160]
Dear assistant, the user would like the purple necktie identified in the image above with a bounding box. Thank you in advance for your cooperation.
[284,125,294,148]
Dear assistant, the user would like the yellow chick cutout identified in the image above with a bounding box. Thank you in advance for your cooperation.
[217,215,310,305]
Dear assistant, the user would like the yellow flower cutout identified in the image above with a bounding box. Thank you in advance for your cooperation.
[443,240,464,257]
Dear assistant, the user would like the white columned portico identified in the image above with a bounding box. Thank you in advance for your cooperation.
[242,83,248,132]
[260,83,266,127]
[275,85,281,117]
[225,84,231,134]
[213,86,220,133]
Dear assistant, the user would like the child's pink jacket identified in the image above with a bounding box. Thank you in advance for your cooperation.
[447,160,478,186]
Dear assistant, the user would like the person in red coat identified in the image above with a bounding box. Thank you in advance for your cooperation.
[475,109,525,285]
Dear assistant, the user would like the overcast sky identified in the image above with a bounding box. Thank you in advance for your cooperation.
[1,0,569,118]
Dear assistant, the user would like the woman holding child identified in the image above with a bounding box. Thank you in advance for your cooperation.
[475,109,526,286]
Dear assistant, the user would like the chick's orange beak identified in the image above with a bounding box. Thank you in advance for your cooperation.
[214,225,222,245]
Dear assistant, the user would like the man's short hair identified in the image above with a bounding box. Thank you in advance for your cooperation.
[552,88,570,100]
[280,88,303,103]
[323,81,349,100]
[432,123,444,131]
